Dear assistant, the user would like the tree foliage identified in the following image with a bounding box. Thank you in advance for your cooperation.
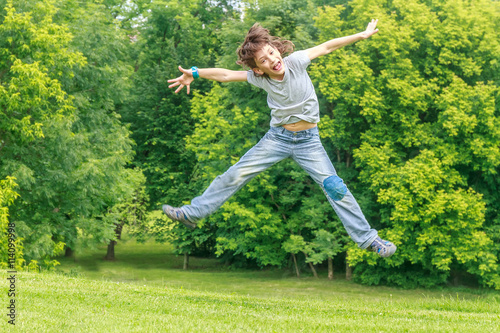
[0,176,22,269]
[1,0,498,289]
[0,0,139,267]
[176,0,349,271]
[121,0,239,206]
[160,0,500,288]
[310,0,500,288]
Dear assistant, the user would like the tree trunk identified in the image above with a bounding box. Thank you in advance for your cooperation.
[304,253,318,278]
[292,253,300,278]
[104,222,123,261]
[328,257,333,280]
[115,223,124,240]
[65,247,74,258]
[308,262,319,278]
[104,240,116,261]
[183,252,189,270]
[346,254,352,281]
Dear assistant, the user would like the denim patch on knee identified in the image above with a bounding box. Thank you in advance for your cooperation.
[323,175,347,201]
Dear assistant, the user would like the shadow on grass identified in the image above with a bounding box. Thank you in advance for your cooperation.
[57,239,227,273]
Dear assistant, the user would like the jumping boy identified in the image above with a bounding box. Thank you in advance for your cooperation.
[164,20,396,257]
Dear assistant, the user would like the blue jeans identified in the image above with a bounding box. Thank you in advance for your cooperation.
[182,126,378,249]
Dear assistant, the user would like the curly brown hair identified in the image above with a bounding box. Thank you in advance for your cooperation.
[236,23,295,70]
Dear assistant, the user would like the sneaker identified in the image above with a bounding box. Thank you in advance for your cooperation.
[162,205,197,230]
[369,236,397,258]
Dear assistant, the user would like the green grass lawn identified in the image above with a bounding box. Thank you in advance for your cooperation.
[4,236,500,332]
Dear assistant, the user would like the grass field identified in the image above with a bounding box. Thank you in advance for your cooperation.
[3,236,500,332]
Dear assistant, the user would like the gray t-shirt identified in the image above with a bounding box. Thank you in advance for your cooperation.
[246,50,319,127]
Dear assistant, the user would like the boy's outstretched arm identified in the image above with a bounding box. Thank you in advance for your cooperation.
[168,66,247,94]
[306,19,379,61]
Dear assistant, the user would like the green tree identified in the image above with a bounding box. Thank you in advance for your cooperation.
[177,0,349,270]
[306,229,343,280]
[185,85,286,267]
[53,0,138,256]
[282,235,308,278]
[119,0,242,264]
[104,169,149,261]
[310,0,500,288]
[0,0,85,266]
[121,0,239,206]
[0,176,22,269]
[0,0,137,266]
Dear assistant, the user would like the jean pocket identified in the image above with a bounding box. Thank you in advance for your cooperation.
[264,131,276,141]
[307,133,321,141]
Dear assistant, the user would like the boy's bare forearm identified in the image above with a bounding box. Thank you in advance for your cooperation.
[168,66,247,94]
[320,33,364,54]
[306,34,363,60]
[198,68,247,82]
[307,19,379,60]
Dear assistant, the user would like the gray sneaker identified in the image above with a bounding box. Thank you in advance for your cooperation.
[162,205,197,230]
[369,236,397,258]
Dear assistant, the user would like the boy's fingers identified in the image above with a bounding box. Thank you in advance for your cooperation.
[174,84,184,93]
[170,66,192,93]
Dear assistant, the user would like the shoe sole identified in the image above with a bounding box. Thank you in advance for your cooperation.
[162,205,197,230]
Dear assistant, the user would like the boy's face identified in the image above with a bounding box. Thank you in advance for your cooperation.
[252,44,285,80]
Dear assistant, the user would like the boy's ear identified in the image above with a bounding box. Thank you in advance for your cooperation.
[252,67,264,75]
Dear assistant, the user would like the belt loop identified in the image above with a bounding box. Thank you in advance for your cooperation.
[281,127,286,134]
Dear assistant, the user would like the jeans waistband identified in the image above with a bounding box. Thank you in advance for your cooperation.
[268,125,319,137]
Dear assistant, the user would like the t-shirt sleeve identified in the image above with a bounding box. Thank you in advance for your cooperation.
[286,50,311,71]
[246,70,263,88]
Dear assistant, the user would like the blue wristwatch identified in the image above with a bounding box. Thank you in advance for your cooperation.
[191,66,199,79]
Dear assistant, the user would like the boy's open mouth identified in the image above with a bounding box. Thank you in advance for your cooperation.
[273,61,282,71]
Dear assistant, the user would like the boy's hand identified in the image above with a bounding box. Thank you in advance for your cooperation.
[360,19,379,39]
[168,66,195,94]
